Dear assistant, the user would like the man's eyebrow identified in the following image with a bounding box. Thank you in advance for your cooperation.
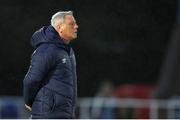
[70,21,76,24]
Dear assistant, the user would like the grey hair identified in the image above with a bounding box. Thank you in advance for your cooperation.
[51,11,73,28]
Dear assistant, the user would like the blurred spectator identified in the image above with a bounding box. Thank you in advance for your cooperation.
[154,0,180,99]
[91,79,116,119]
[95,80,115,97]
[114,84,155,119]
[154,26,180,99]
[153,1,180,118]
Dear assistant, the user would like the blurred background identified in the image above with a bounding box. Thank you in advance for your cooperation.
[0,0,180,118]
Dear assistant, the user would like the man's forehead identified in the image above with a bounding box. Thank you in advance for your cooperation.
[64,15,76,22]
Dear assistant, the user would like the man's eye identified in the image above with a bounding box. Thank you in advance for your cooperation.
[69,22,75,26]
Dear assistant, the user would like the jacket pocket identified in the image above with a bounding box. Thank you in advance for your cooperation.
[55,94,73,109]
[43,88,56,113]
[32,87,56,115]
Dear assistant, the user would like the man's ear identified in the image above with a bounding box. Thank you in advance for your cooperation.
[56,24,62,33]
[57,24,61,30]
[59,24,65,33]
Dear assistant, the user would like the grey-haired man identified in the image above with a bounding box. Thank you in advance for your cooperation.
[23,11,78,118]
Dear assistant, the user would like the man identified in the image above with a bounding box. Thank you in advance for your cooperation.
[23,11,78,119]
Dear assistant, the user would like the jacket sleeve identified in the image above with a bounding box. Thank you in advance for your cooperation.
[23,48,55,107]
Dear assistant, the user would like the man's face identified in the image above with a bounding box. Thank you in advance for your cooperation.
[60,15,78,41]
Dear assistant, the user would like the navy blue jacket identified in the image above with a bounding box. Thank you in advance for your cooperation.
[23,26,77,118]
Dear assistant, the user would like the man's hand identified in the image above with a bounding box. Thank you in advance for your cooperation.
[25,104,32,111]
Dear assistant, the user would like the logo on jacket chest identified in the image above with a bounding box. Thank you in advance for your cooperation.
[62,58,67,64]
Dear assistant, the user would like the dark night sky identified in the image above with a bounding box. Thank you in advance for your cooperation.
[0,0,177,97]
